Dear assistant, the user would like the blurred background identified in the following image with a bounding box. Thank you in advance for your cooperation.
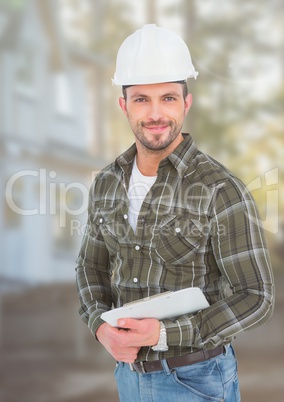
[0,0,283,401]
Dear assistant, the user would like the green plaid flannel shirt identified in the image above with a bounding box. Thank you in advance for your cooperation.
[76,134,274,362]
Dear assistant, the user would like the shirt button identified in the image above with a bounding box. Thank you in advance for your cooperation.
[123,214,128,220]
[133,278,138,283]
[135,245,140,251]
[175,227,181,233]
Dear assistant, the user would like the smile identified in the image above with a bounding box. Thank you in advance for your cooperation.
[143,123,169,133]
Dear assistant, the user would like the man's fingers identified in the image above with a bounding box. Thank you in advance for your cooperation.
[111,345,140,363]
[117,318,141,330]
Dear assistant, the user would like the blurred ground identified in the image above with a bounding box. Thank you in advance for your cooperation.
[0,272,283,402]
[235,273,284,401]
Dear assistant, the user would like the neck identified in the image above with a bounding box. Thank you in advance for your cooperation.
[135,151,161,176]
[135,133,184,176]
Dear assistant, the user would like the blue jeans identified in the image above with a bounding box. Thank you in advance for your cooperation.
[114,345,241,402]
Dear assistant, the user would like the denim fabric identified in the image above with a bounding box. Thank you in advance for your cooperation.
[114,345,241,402]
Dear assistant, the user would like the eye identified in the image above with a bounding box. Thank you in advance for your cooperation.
[164,96,176,102]
[134,97,147,103]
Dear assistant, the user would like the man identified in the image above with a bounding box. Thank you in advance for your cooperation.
[76,24,274,402]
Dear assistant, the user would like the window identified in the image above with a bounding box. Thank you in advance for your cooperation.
[15,46,37,97]
[0,13,7,37]
[54,73,72,116]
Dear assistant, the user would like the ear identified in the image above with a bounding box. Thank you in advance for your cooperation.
[184,93,193,115]
[119,97,127,116]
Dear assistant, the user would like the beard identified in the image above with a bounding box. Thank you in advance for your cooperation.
[128,118,184,152]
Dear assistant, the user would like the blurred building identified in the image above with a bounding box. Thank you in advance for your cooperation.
[0,0,106,286]
[0,4,117,400]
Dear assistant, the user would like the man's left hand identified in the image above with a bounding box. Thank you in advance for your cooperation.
[107,318,160,348]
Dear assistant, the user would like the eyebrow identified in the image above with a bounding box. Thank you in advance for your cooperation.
[163,92,182,98]
[130,91,182,100]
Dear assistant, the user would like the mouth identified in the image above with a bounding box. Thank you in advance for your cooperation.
[145,125,168,133]
[142,121,170,134]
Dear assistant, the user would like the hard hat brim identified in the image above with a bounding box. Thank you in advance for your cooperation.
[112,71,199,86]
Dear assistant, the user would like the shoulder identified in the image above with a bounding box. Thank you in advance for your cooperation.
[95,158,125,182]
[188,151,237,187]
[187,151,254,212]
[88,161,121,200]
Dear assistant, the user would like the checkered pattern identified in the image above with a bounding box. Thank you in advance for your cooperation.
[76,134,274,362]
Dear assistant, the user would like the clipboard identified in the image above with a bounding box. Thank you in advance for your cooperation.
[101,287,209,327]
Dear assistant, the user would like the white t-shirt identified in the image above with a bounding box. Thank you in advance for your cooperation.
[127,158,157,232]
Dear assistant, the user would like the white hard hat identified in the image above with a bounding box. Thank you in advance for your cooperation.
[112,24,198,86]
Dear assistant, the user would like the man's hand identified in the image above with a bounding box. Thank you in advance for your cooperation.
[96,318,160,363]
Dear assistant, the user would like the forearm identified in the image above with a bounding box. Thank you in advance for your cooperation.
[75,211,112,337]
[163,283,274,349]
[76,261,112,336]
[163,181,274,350]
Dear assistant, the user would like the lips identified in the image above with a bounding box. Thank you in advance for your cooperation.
[142,121,170,133]
[146,125,168,132]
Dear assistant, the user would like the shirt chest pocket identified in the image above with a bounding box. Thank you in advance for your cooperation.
[94,209,120,256]
[156,214,207,265]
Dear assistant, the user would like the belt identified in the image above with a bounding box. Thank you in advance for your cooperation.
[129,345,224,374]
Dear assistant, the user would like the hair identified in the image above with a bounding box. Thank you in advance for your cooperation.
[122,80,189,101]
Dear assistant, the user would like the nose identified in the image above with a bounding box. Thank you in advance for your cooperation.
[147,101,164,121]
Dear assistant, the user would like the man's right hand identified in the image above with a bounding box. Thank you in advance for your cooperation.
[96,323,140,363]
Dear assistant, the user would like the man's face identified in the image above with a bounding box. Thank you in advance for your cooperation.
[119,83,192,153]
